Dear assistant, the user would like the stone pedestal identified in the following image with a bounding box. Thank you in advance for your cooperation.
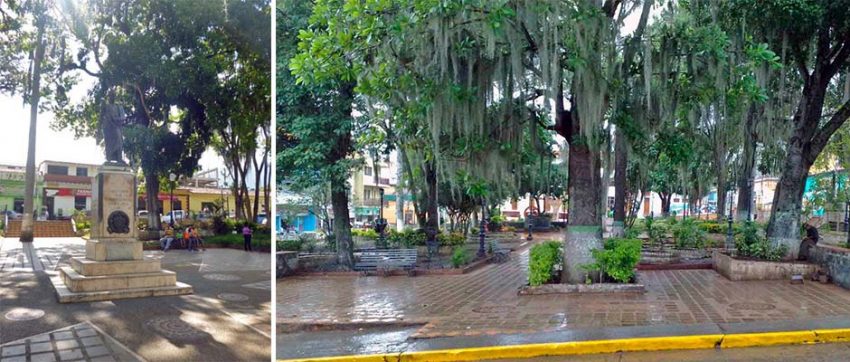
[52,165,192,303]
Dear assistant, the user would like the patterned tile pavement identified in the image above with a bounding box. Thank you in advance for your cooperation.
[2,237,272,361]
[278,246,850,338]
[0,322,142,362]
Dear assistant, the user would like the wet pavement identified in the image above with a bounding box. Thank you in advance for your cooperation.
[1,237,272,361]
[278,234,850,359]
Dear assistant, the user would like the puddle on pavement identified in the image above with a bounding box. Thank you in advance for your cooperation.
[277,325,421,359]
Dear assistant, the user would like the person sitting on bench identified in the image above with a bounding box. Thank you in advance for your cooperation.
[799,222,820,261]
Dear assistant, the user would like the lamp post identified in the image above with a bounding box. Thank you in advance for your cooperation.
[168,173,177,228]
[844,201,850,246]
[478,198,487,258]
[375,188,387,248]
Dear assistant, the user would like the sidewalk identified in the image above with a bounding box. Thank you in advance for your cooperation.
[1,237,271,361]
[278,237,850,359]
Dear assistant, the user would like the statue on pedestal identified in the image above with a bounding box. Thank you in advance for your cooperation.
[100,89,127,166]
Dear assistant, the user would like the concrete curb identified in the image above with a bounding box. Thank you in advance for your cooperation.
[278,328,850,362]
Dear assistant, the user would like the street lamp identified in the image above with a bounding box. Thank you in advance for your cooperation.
[844,201,850,246]
[374,188,387,248]
[169,173,177,228]
[478,198,487,258]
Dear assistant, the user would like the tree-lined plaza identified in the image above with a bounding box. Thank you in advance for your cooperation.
[278,1,850,360]
[279,0,850,279]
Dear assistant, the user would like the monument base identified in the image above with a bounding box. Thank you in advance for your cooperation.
[52,256,193,303]
[50,275,192,303]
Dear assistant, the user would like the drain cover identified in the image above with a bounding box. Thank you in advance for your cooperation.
[729,302,775,311]
[145,317,209,342]
[5,308,45,321]
[202,273,241,281]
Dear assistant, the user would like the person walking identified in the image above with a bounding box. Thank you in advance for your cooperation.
[242,223,253,251]
[192,226,206,252]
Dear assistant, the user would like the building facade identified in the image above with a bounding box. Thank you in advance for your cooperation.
[0,164,42,214]
[40,161,97,218]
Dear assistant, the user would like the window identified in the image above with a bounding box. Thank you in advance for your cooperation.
[364,166,372,176]
[364,189,373,200]
[674,198,680,203]
[511,199,518,210]
[76,168,88,177]
[47,165,69,175]
[379,177,390,185]
[74,196,87,210]
[172,200,182,211]
[13,198,24,213]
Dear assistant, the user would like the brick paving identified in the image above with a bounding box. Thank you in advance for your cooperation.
[2,237,271,361]
[278,246,850,338]
[0,322,141,362]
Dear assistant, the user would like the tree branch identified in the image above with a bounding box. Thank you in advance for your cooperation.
[809,98,850,163]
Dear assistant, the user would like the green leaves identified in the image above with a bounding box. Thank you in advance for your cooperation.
[529,241,561,286]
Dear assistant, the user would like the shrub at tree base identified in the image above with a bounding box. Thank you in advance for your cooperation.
[672,218,707,249]
[451,247,471,268]
[735,221,787,261]
[529,241,562,286]
[583,238,642,283]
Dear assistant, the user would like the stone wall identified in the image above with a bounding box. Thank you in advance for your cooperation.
[277,251,299,277]
[713,251,819,281]
[810,245,850,290]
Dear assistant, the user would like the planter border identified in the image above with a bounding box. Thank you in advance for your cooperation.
[518,283,646,295]
[713,250,819,281]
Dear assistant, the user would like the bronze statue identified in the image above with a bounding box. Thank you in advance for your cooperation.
[100,90,127,165]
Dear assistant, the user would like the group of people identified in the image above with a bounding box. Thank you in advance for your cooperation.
[159,222,255,252]
[160,225,206,252]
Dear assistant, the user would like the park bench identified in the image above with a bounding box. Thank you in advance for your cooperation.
[489,239,511,263]
[354,248,418,276]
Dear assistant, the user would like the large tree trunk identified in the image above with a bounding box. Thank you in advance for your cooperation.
[659,192,671,217]
[145,172,162,231]
[766,73,829,259]
[331,186,354,267]
[424,160,439,242]
[737,106,759,221]
[766,142,810,259]
[20,21,45,242]
[612,128,627,236]
[555,97,603,284]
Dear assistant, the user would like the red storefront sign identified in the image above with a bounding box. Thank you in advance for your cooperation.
[46,188,93,197]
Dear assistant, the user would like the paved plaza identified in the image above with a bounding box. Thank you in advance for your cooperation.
[278,239,850,358]
[1,237,271,362]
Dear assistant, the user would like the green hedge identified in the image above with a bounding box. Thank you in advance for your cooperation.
[451,247,472,268]
[583,238,642,283]
[529,241,562,286]
[205,232,271,249]
[672,218,707,248]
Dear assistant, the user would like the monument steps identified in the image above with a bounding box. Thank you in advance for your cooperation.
[5,220,76,238]
[59,266,179,292]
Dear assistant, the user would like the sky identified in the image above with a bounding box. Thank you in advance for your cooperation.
[0,75,231,184]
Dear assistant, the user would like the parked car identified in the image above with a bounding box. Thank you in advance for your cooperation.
[256,213,268,225]
[138,210,150,219]
[161,210,186,225]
